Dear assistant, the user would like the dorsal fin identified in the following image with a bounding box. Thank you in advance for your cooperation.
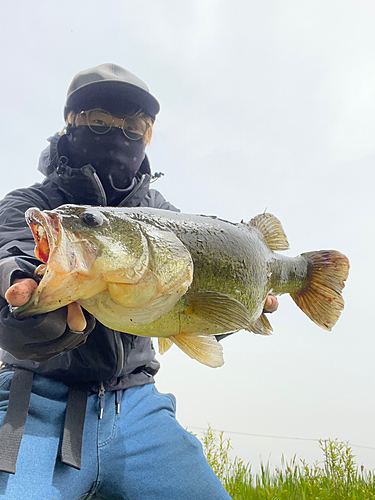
[249,213,289,251]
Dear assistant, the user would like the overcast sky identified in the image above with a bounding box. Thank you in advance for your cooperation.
[1,0,375,471]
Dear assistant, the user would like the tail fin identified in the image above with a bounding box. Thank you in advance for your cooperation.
[290,251,349,331]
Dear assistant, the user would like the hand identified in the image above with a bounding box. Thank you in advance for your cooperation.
[263,295,278,313]
[5,278,87,332]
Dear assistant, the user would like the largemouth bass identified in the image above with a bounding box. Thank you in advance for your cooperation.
[14,205,349,367]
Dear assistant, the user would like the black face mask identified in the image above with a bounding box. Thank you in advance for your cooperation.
[59,126,146,205]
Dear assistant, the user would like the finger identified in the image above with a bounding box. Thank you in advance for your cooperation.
[4,279,38,307]
[67,302,87,332]
[264,295,278,313]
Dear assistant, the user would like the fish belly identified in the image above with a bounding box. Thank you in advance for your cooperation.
[81,296,226,338]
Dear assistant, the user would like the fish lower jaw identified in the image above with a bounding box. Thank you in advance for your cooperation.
[15,273,107,319]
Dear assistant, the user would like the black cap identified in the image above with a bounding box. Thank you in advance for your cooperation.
[64,63,160,120]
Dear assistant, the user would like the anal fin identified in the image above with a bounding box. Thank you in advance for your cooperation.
[170,333,224,368]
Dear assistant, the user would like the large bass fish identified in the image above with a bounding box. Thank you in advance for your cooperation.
[14,205,349,368]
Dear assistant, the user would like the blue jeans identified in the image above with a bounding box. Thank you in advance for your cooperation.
[0,372,231,499]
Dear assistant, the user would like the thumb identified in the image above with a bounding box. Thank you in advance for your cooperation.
[67,302,87,332]
[264,295,278,313]
[5,278,38,307]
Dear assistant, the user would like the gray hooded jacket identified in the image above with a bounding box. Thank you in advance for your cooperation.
[0,132,178,392]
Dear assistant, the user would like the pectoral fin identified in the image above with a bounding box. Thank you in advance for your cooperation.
[170,333,224,368]
[184,291,251,332]
[158,337,174,355]
[251,313,273,335]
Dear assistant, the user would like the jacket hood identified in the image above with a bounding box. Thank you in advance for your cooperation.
[38,132,153,207]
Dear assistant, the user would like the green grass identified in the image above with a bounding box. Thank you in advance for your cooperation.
[199,426,375,499]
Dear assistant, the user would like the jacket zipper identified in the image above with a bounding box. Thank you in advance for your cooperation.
[118,174,149,207]
[92,171,107,206]
[92,172,147,381]
[114,331,124,378]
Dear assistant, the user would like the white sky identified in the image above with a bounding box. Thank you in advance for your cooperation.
[1,0,375,472]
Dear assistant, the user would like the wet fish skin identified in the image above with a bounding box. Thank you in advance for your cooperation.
[14,205,349,368]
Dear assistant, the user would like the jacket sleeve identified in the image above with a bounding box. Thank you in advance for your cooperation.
[0,185,95,361]
[0,297,95,362]
[140,188,180,212]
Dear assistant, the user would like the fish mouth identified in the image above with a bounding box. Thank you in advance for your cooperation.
[26,208,62,269]
[26,207,99,276]
[14,207,103,318]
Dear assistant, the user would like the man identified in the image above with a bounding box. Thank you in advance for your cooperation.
[0,63,278,499]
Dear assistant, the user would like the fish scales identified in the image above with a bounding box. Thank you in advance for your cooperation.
[13,205,349,368]
[129,211,269,304]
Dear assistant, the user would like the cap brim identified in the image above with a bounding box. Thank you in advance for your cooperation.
[64,80,160,120]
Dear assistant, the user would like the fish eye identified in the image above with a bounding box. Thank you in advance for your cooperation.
[80,211,104,227]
